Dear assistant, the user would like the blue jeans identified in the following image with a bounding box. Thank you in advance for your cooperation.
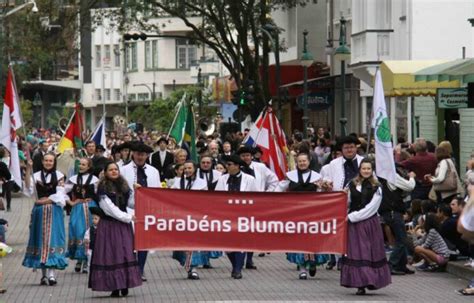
[0,225,5,243]
[381,211,409,271]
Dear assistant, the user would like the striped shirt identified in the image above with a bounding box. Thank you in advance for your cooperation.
[415,229,453,257]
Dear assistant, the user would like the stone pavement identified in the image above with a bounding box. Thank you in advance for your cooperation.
[0,195,472,302]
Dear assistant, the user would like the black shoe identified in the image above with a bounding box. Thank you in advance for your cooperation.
[299,272,308,280]
[309,266,317,277]
[74,262,81,273]
[110,290,120,297]
[245,263,257,270]
[187,271,200,280]
[202,264,213,269]
[326,263,335,270]
[404,268,415,274]
[6,207,10,212]
[232,272,242,280]
[121,288,129,297]
[337,261,342,271]
[258,253,265,257]
[141,275,147,282]
[48,277,57,286]
[40,276,48,286]
[356,288,366,295]
[391,269,406,275]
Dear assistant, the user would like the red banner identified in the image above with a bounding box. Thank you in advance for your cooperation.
[135,188,348,254]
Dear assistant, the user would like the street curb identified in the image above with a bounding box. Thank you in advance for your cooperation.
[446,261,474,281]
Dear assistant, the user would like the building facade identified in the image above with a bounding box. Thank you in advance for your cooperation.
[80,10,223,131]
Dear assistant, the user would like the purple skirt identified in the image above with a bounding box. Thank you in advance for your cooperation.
[340,215,391,289]
[88,218,142,291]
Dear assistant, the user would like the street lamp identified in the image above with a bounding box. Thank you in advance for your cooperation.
[334,16,351,136]
[1,0,38,18]
[133,83,156,103]
[261,24,282,122]
[300,29,314,139]
[197,67,202,117]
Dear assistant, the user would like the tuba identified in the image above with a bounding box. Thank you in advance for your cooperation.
[198,117,215,136]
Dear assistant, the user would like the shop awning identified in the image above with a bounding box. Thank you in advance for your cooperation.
[381,60,461,97]
[414,58,474,83]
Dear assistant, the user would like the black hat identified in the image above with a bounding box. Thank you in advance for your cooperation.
[253,146,263,154]
[222,154,246,167]
[90,207,105,218]
[236,146,254,155]
[131,141,154,153]
[338,135,360,146]
[156,136,169,145]
[96,144,106,152]
[116,142,132,153]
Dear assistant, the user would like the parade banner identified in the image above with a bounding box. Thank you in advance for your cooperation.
[135,188,347,254]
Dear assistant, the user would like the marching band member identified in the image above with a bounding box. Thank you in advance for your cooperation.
[215,154,257,279]
[150,136,175,181]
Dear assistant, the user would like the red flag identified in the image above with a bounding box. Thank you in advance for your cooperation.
[1,66,23,187]
[244,107,288,180]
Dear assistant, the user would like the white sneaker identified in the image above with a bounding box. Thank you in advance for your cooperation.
[413,260,425,267]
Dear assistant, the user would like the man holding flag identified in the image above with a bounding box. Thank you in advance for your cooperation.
[372,68,416,276]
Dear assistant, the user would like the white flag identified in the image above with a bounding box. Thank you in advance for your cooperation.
[0,66,23,188]
[371,69,396,183]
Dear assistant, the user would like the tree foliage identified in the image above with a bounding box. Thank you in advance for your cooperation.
[102,0,315,118]
[129,86,216,132]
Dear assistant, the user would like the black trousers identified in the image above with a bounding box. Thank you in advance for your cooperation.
[227,252,245,273]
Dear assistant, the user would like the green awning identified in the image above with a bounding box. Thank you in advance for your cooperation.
[414,59,474,83]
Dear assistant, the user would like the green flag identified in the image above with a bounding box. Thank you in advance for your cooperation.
[168,95,187,144]
[184,103,197,161]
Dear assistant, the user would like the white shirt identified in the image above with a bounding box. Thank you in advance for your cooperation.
[171,177,208,190]
[99,193,133,223]
[65,173,100,195]
[159,150,167,166]
[387,174,416,192]
[248,161,279,192]
[347,185,382,223]
[215,172,257,192]
[323,155,364,191]
[275,169,322,192]
[121,162,161,209]
[25,171,67,208]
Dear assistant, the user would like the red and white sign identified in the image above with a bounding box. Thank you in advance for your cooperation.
[135,188,348,254]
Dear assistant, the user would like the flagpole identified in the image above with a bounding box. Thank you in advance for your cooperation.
[366,67,378,155]
[167,94,186,139]
[253,106,269,147]
[57,109,76,147]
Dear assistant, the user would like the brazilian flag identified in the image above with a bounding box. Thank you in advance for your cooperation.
[183,103,197,162]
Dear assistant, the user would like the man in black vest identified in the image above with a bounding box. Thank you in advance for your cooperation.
[378,165,416,275]
[150,137,174,182]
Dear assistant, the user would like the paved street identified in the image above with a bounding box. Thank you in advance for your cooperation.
[0,195,471,302]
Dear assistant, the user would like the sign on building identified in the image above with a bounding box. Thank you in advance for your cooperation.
[437,88,468,109]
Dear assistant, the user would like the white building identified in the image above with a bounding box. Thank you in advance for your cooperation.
[349,0,474,166]
[80,10,223,130]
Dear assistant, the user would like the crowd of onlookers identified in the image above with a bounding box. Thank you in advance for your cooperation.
[0,124,472,295]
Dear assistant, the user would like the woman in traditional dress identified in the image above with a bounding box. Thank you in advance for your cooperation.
[171,160,208,279]
[88,161,141,297]
[22,152,68,286]
[340,158,391,295]
[65,157,99,274]
[276,152,328,279]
